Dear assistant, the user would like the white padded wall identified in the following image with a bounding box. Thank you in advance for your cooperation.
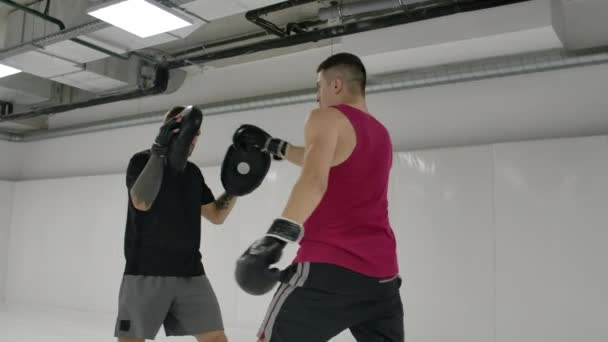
[6,174,126,310]
[0,181,15,303]
[3,161,304,341]
[2,136,608,342]
[494,136,608,342]
[19,103,311,180]
[15,63,608,181]
[390,147,495,342]
[0,141,23,180]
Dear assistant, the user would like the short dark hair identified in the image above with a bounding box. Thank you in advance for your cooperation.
[317,52,367,95]
[163,106,185,123]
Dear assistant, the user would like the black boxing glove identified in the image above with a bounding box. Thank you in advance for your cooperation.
[235,218,303,295]
[233,124,289,161]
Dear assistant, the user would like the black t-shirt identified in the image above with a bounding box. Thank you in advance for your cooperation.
[123,150,215,276]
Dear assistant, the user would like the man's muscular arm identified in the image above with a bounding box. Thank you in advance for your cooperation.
[280,108,340,223]
[201,193,238,225]
[285,145,305,166]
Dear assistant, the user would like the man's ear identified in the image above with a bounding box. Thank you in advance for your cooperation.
[334,78,344,94]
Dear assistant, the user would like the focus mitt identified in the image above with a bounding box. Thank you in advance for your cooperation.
[221,145,270,196]
[167,106,203,171]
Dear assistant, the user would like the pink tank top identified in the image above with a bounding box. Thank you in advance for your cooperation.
[293,104,399,278]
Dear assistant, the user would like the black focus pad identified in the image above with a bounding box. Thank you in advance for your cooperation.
[221,145,270,196]
[167,106,203,172]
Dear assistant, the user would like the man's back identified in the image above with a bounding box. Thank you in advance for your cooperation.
[295,104,398,278]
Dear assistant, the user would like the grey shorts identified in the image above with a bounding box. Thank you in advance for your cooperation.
[114,275,224,340]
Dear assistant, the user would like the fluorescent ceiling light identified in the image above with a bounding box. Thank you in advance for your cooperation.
[88,0,192,38]
[0,64,21,78]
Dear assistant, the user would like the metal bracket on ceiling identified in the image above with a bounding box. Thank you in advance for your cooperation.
[0,101,14,116]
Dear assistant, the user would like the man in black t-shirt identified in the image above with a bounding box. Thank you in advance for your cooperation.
[115,106,236,342]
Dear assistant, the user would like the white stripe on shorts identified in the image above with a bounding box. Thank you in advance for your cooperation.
[257,262,310,342]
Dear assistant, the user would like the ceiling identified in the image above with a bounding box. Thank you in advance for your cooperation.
[0,0,38,17]
[0,0,607,135]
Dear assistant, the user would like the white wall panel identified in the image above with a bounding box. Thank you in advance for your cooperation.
[390,147,495,342]
[6,175,126,310]
[12,63,608,181]
[0,141,23,181]
[0,181,15,303]
[494,136,608,342]
[3,135,608,341]
[4,161,305,339]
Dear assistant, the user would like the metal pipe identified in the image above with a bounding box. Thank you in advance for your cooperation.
[156,0,210,23]
[1,0,531,122]
[0,0,132,61]
[0,67,170,123]
[0,131,19,141]
[319,0,413,21]
[0,101,13,116]
[171,31,270,58]
[172,19,325,59]
[248,16,289,38]
[245,0,317,37]
[246,0,317,17]
[12,46,608,142]
[171,0,530,68]
[0,19,109,59]
[70,37,130,61]
[0,0,66,29]
[172,20,323,58]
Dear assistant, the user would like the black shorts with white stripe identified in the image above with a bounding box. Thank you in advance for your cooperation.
[257,262,404,342]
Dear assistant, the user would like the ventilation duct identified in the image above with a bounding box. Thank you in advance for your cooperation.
[319,0,413,21]
[0,73,56,105]
[551,0,608,50]
[0,0,531,123]
[0,66,182,123]
[0,0,203,93]
[8,46,608,142]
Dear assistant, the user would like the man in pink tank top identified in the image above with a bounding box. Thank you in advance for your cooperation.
[234,53,403,342]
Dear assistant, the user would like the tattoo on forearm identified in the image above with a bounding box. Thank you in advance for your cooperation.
[215,193,235,209]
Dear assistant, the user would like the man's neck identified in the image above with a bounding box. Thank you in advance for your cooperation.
[339,98,369,114]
